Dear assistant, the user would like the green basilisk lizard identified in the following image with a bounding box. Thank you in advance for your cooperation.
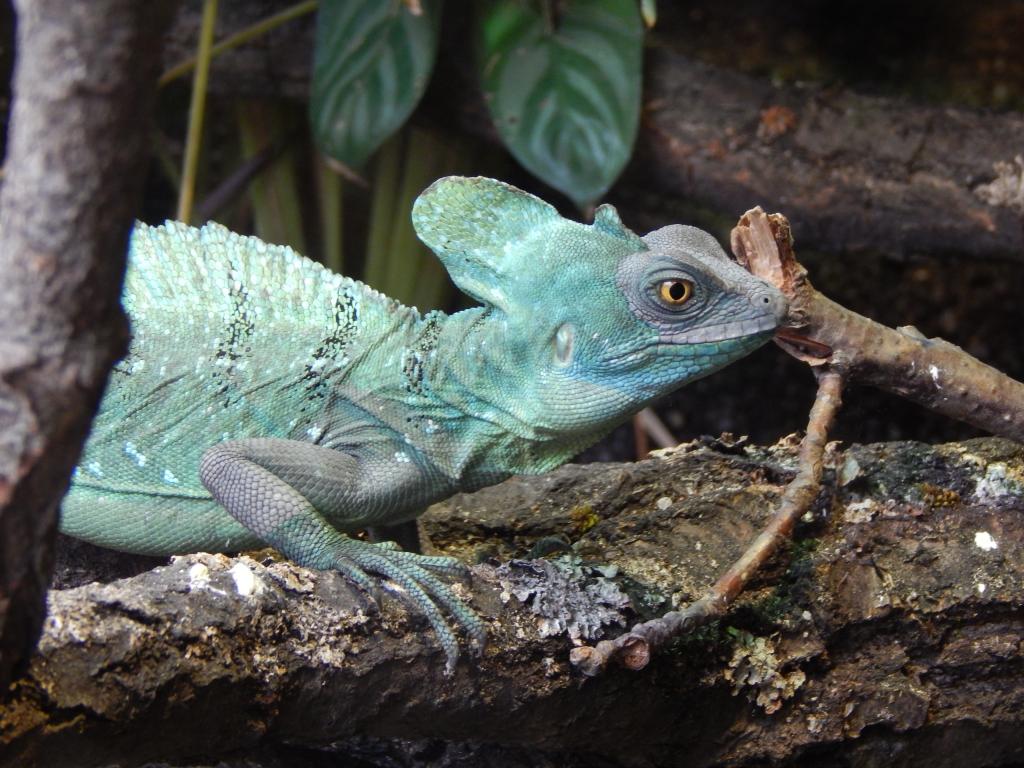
[61,177,786,668]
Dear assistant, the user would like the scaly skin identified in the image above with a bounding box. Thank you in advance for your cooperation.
[61,176,786,669]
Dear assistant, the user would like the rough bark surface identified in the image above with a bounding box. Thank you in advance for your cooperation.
[3,437,1022,767]
[162,0,1024,260]
[732,207,1024,443]
[624,49,1024,260]
[0,0,175,688]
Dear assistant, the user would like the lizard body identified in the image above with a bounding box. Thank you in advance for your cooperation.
[61,177,785,667]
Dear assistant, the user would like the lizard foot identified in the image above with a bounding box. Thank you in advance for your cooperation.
[331,537,486,672]
[373,543,472,578]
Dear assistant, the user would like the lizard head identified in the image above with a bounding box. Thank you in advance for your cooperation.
[412,177,786,431]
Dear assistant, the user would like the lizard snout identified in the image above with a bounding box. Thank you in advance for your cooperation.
[747,284,788,327]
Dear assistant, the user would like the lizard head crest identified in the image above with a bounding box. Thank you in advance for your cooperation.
[412,175,645,311]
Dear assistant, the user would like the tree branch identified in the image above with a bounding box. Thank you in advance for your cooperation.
[571,371,843,675]
[629,48,1023,260]
[0,0,175,688]
[5,438,1024,766]
[571,197,1024,675]
[731,207,1024,442]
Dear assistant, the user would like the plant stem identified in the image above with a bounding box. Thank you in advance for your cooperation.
[316,153,344,273]
[176,0,218,223]
[388,127,442,305]
[363,135,403,289]
[236,100,306,252]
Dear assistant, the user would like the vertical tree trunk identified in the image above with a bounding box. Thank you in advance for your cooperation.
[0,0,176,688]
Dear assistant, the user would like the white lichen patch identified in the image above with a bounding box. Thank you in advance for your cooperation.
[648,445,681,459]
[614,556,685,596]
[975,155,1024,215]
[836,455,862,487]
[974,531,999,552]
[655,496,673,510]
[972,461,1024,503]
[723,630,806,715]
[806,713,826,735]
[310,641,351,668]
[844,499,878,523]
[229,562,263,597]
[496,557,629,643]
[265,561,318,593]
[188,562,211,588]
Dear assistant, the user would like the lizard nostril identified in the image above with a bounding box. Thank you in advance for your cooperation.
[750,289,788,323]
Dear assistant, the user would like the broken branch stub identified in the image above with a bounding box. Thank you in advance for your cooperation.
[732,207,1024,442]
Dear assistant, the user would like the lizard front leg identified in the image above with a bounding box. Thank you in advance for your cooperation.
[198,438,485,670]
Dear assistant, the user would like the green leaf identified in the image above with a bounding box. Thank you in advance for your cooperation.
[479,0,643,208]
[310,0,442,170]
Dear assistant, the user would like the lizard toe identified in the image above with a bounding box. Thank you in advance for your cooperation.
[336,539,485,670]
[391,550,471,579]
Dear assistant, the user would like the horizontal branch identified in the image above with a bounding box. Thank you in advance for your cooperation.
[572,371,843,675]
[5,438,1024,767]
[630,49,1023,260]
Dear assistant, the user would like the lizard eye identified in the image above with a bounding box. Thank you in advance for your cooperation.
[657,279,693,307]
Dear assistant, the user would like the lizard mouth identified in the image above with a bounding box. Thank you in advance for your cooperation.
[774,327,833,358]
[659,313,780,345]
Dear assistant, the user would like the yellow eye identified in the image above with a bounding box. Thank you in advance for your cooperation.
[658,279,693,306]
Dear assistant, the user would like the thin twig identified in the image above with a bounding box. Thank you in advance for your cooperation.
[634,408,678,459]
[731,207,1024,441]
[637,407,678,450]
[160,0,318,87]
[571,371,843,676]
[632,414,649,459]
[193,134,294,223]
[573,203,1024,674]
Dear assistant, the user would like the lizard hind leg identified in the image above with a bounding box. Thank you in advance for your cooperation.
[198,438,484,671]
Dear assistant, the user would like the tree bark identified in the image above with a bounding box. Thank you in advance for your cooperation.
[0,0,175,688]
[4,437,1023,767]
[623,49,1023,260]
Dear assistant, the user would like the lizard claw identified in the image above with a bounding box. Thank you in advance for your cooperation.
[331,538,485,671]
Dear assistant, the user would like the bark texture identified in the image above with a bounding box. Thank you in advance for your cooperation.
[572,372,844,675]
[3,437,1023,767]
[0,0,174,687]
[625,49,1024,260]
[732,207,1024,442]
